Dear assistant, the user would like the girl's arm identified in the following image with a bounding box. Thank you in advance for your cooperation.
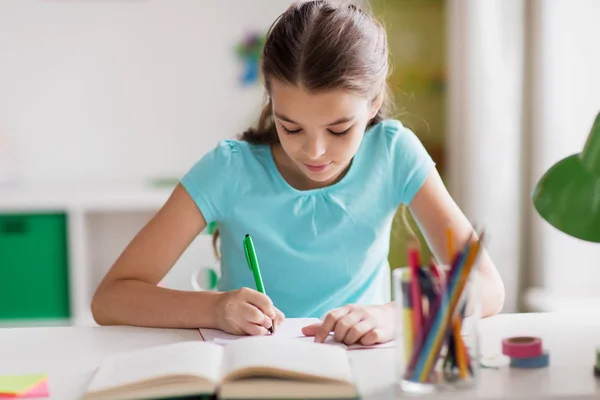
[91,184,282,332]
[408,169,505,317]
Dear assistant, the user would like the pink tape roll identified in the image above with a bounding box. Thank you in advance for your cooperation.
[502,336,543,358]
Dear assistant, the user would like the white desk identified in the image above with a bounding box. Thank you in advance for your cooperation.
[1,312,599,399]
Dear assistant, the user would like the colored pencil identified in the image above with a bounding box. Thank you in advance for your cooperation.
[447,226,469,379]
[446,226,454,262]
[413,236,482,382]
[405,247,468,373]
[401,270,414,364]
[453,317,468,378]
[408,245,423,344]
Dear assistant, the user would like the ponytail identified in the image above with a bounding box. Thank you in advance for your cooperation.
[240,97,279,145]
[212,227,220,260]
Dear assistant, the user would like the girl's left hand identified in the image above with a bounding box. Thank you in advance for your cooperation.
[301,303,395,346]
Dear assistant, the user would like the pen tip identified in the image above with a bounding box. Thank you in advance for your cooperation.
[245,233,249,238]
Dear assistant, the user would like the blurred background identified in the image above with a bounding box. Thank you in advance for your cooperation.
[1,0,599,327]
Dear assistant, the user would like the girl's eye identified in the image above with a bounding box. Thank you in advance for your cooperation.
[282,126,302,134]
[328,127,351,136]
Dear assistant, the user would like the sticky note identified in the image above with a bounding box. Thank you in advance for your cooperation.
[0,374,48,398]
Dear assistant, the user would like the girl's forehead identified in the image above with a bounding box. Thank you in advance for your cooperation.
[270,79,361,101]
[270,80,369,121]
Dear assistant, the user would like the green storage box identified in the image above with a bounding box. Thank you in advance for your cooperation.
[0,213,70,320]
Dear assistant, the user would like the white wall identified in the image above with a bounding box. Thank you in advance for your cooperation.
[529,0,600,303]
[446,0,525,313]
[0,0,296,309]
[0,0,293,185]
[447,0,600,313]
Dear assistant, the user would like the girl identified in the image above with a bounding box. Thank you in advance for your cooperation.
[92,0,504,346]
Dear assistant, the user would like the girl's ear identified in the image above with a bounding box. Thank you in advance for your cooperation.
[369,92,384,119]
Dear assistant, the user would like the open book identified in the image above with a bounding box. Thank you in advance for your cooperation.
[83,336,358,400]
[199,318,396,350]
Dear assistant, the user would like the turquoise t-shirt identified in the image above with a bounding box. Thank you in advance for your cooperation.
[180,119,435,318]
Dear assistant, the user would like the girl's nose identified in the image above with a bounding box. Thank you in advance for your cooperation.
[303,136,327,160]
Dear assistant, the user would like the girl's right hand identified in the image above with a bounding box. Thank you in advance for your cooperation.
[214,287,285,336]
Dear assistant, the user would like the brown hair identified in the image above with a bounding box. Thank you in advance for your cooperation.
[212,0,393,259]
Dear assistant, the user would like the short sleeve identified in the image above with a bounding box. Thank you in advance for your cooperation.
[180,140,240,223]
[384,120,436,205]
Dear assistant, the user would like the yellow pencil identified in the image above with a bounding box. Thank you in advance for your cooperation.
[403,307,413,363]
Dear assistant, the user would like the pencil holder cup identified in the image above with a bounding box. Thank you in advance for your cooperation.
[392,262,482,394]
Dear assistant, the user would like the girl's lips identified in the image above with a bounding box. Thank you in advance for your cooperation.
[304,162,330,172]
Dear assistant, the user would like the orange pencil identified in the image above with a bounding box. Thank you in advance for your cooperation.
[446,225,454,263]
[453,318,468,379]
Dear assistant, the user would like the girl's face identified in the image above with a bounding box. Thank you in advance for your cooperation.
[270,79,381,189]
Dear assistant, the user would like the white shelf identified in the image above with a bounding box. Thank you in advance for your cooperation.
[0,181,215,327]
[0,182,174,212]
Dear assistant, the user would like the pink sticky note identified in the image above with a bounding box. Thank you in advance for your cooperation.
[0,380,49,399]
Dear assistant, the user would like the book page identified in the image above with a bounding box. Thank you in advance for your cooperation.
[86,341,223,393]
[221,337,354,385]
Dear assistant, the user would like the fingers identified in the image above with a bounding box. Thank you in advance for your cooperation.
[301,322,321,337]
[238,304,269,335]
[272,307,285,333]
[315,305,352,343]
[312,305,392,345]
[341,319,374,345]
[332,310,365,343]
[359,328,384,346]
[240,288,277,320]
[240,303,273,329]
[240,320,269,336]
[242,305,284,335]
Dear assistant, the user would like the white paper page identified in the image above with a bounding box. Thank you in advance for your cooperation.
[202,317,397,349]
[215,334,349,349]
[215,335,397,349]
[199,318,319,343]
[272,317,320,338]
[87,341,223,393]
[222,336,354,384]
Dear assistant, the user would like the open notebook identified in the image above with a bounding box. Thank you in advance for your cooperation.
[199,318,396,350]
[83,337,357,400]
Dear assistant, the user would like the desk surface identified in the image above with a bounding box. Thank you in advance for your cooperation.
[1,312,599,399]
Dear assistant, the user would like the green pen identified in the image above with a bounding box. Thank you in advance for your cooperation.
[243,234,273,333]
